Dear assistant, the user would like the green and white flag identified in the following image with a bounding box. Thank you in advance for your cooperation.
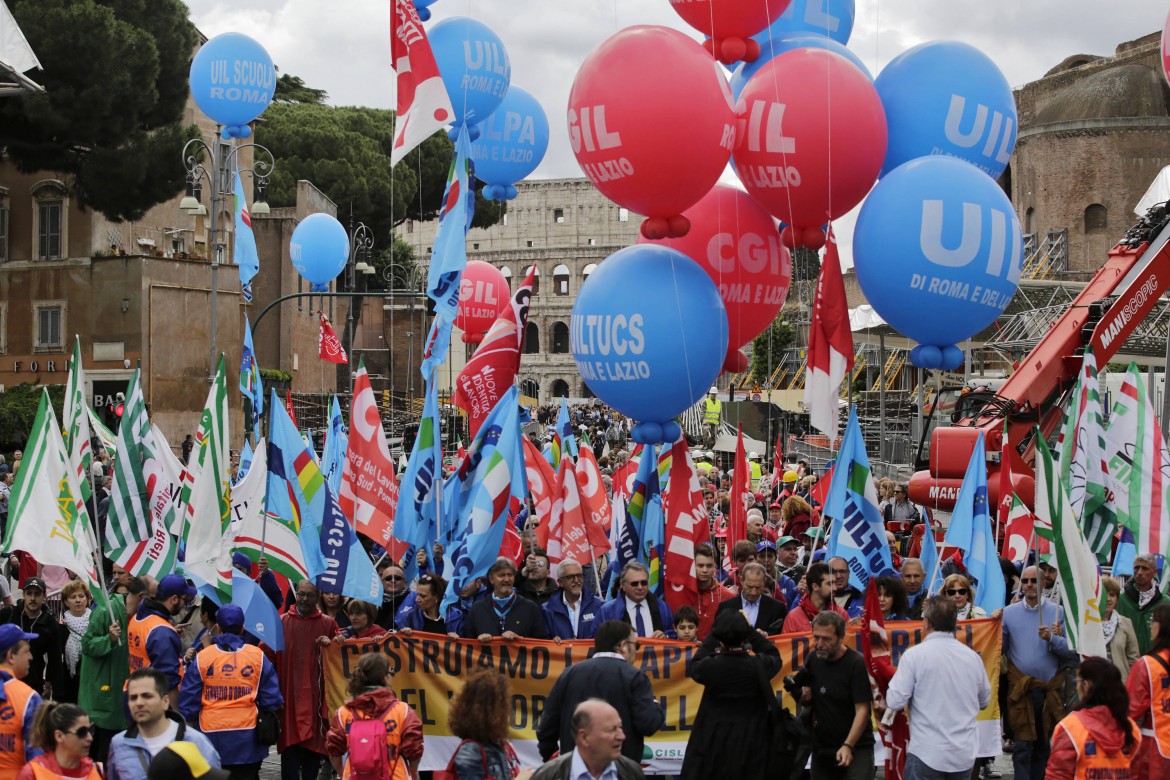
[105,370,155,554]
[231,441,310,583]
[2,391,106,608]
[87,408,117,456]
[62,336,93,503]
[180,356,232,600]
[1035,432,1107,658]
[107,417,180,580]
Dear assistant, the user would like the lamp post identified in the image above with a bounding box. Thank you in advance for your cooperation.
[180,131,275,383]
[382,256,423,417]
[345,214,375,389]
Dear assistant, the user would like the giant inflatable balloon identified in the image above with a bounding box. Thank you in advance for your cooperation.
[639,185,790,371]
[729,32,871,101]
[733,49,886,248]
[1163,8,1170,85]
[667,0,791,64]
[189,33,276,139]
[572,245,728,443]
[429,17,511,130]
[413,0,439,21]
[876,41,1016,179]
[472,85,549,201]
[853,156,1023,368]
[568,26,737,240]
[290,214,350,292]
[456,261,508,343]
[765,0,856,44]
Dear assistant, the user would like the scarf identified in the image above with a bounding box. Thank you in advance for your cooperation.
[1138,586,1159,609]
[1102,610,1119,644]
[63,610,91,676]
[491,593,518,632]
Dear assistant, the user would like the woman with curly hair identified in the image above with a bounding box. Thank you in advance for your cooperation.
[446,669,521,780]
[780,495,813,539]
[1048,656,1139,779]
[876,576,910,621]
[942,573,986,619]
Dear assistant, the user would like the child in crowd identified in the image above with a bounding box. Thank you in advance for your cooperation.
[673,606,700,643]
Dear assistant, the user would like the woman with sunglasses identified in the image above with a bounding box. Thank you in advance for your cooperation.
[395,574,463,638]
[1048,657,1140,780]
[15,703,100,780]
[941,574,986,619]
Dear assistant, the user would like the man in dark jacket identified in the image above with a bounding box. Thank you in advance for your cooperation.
[595,562,675,638]
[0,577,62,696]
[542,559,603,640]
[537,621,664,763]
[715,563,788,634]
[462,559,549,640]
[532,700,645,780]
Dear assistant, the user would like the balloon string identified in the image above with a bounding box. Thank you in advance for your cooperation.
[667,255,697,429]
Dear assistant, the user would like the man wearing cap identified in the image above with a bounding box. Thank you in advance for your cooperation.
[757,541,798,606]
[765,501,785,539]
[108,668,221,780]
[776,470,799,503]
[179,605,283,780]
[703,387,721,448]
[0,577,62,697]
[231,553,281,611]
[747,452,763,491]
[0,624,44,780]
[777,536,806,594]
[129,574,192,708]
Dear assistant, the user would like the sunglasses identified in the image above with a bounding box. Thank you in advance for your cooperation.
[65,727,93,739]
[946,588,969,596]
[559,573,584,581]
[625,580,649,588]
[382,575,405,582]
[1020,578,1038,584]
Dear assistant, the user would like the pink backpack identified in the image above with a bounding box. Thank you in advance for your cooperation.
[347,709,392,780]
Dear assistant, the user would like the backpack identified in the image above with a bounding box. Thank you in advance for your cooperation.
[347,709,391,780]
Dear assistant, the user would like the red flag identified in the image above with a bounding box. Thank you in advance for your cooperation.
[663,437,702,611]
[860,579,910,780]
[455,266,534,437]
[548,456,592,565]
[575,446,612,550]
[611,445,643,501]
[1002,492,1049,560]
[804,227,854,446]
[772,430,785,484]
[725,425,751,569]
[285,390,298,428]
[340,363,401,547]
[318,311,348,364]
[524,438,558,548]
[389,0,454,165]
[810,464,834,513]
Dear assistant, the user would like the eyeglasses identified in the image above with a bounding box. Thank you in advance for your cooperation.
[382,575,405,582]
[559,573,584,581]
[830,568,848,575]
[65,727,93,739]
[1020,578,1038,584]
[625,580,649,588]
[622,639,641,650]
[945,588,969,596]
[530,561,548,568]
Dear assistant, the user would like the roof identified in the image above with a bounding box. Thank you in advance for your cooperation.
[1032,62,1170,124]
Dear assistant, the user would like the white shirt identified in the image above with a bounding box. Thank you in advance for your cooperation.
[885,631,992,773]
[140,721,181,757]
[570,748,618,780]
[564,592,581,636]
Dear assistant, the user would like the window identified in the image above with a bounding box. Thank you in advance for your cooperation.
[1024,207,1035,236]
[550,379,570,399]
[524,322,540,354]
[554,208,565,224]
[1085,204,1108,233]
[551,322,569,354]
[582,263,597,280]
[587,238,596,246]
[503,213,508,226]
[34,302,64,351]
[553,264,570,296]
[500,266,512,288]
[521,378,539,399]
[473,243,480,250]
[619,208,629,222]
[31,180,68,260]
[526,240,533,248]
[580,382,594,399]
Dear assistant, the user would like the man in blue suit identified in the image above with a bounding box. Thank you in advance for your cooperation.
[596,562,675,639]
[542,559,603,641]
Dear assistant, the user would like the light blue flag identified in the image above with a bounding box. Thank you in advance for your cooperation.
[944,432,1006,613]
[441,387,528,614]
[240,316,263,437]
[233,171,260,300]
[824,407,895,592]
[231,570,284,650]
[394,371,443,582]
[236,438,254,484]
[918,520,943,597]
[1112,526,1137,578]
[625,445,660,573]
[267,390,381,603]
[321,396,348,495]
[553,397,578,466]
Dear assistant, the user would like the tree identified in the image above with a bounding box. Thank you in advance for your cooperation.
[748,318,797,386]
[273,73,328,105]
[0,0,199,221]
[792,246,821,283]
[0,384,66,452]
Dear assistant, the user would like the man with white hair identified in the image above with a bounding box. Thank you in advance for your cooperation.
[1116,552,1167,653]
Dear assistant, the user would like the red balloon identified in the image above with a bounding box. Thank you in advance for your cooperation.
[732,49,886,248]
[455,260,507,338]
[568,26,736,235]
[1163,9,1170,85]
[639,185,791,354]
[668,0,791,64]
[723,348,749,373]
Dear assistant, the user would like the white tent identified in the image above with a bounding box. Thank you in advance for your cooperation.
[1135,166,1170,216]
[0,3,43,96]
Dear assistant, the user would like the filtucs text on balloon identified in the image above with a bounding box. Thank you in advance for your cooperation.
[571,314,645,356]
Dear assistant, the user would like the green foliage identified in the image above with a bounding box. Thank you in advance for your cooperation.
[259,368,293,384]
[255,100,504,244]
[273,73,328,105]
[792,246,821,283]
[0,385,66,452]
[749,318,797,386]
[366,234,419,293]
[0,0,199,221]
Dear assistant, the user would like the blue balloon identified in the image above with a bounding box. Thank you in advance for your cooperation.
[876,41,1016,179]
[290,214,350,288]
[430,17,511,129]
[854,156,1022,354]
[471,85,549,201]
[413,0,439,21]
[730,33,870,101]
[751,0,856,47]
[940,345,965,371]
[189,33,276,135]
[572,245,727,434]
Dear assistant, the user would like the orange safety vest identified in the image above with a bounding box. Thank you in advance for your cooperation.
[1054,710,1141,780]
[336,700,411,780]
[196,644,264,733]
[1140,651,1170,758]
[30,760,103,780]
[0,678,37,780]
[127,613,180,690]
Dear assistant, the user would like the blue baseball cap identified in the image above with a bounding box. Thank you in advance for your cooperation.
[216,604,245,629]
[158,574,196,598]
[0,625,37,657]
[756,540,777,553]
[231,552,252,572]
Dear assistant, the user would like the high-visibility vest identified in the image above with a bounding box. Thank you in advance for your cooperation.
[30,760,103,780]
[704,398,721,425]
[127,613,179,687]
[749,461,762,490]
[1054,709,1140,780]
[1140,651,1170,757]
[0,678,36,780]
[335,700,412,780]
[196,644,264,733]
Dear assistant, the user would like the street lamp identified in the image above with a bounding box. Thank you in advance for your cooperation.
[181,131,275,382]
[345,216,375,388]
[382,256,423,417]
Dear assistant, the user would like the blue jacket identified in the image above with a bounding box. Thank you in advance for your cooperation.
[542,589,603,640]
[177,633,283,765]
[596,594,676,639]
[108,712,221,780]
[136,599,183,691]
[0,671,42,764]
[394,601,465,636]
[776,574,798,608]
[257,570,282,610]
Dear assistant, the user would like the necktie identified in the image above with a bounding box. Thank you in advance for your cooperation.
[635,602,647,637]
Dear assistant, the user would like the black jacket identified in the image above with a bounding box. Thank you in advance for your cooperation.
[715,594,788,635]
[0,601,62,696]
[537,655,665,763]
[531,752,645,780]
[461,594,549,639]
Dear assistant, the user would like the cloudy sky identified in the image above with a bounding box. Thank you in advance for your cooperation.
[185,0,1170,259]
